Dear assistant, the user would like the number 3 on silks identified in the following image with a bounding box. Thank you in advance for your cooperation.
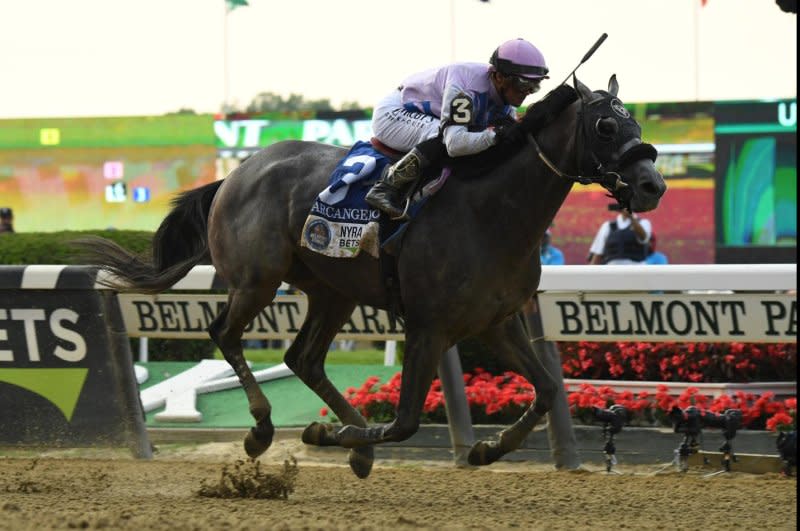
[449,93,473,124]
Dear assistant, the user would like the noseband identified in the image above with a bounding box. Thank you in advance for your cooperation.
[529,83,657,211]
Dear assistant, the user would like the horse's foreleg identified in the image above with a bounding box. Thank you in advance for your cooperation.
[283,292,374,478]
[467,314,558,466]
[336,331,446,448]
[208,288,276,459]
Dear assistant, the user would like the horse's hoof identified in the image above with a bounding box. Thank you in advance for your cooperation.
[467,440,504,466]
[302,421,338,447]
[348,446,374,479]
[243,426,273,458]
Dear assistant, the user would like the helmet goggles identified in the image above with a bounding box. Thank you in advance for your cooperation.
[510,75,542,94]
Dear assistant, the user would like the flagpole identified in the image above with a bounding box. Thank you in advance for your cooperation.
[449,0,456,61]
[223,3,231,114]
[693,0,700,100]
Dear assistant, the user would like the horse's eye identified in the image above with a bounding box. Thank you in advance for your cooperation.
[595,117,619,139]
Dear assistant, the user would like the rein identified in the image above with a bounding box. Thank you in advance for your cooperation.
[528,133,631,204]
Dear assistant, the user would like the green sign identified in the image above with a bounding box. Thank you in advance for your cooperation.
[214,118,373,156]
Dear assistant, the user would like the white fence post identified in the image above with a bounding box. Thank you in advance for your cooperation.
[438,346,475,466]
[384,340,397,366]
[138,337,149,363]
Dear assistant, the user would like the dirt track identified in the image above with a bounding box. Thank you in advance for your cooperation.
[1,440,796,530]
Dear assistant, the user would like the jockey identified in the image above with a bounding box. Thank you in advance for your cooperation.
[366,38,551,219]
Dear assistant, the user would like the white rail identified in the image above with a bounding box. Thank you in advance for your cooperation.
[537,264,796,292]
[98,263,797,293]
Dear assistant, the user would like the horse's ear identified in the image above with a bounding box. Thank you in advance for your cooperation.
[608,74,619,97]
[574,78,594,101]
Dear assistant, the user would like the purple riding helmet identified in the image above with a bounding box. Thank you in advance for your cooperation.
[490,38,549,92]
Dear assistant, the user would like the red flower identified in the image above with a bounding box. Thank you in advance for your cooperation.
[766,412,795,432]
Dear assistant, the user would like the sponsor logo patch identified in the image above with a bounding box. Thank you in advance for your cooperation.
[304,219,332,251]
[610,98,630,119]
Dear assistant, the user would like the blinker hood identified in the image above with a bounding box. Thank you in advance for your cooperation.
[579,90,657,172]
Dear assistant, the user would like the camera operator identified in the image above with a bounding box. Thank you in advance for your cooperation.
[587,203,652,265]
[0,207,14,234]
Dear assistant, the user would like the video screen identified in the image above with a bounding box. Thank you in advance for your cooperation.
[714,100,797,247]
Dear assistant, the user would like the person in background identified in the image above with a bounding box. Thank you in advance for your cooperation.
[643,232,669,264]
[586,204,652,264]
[540,227,565,265]
[0,207,14,234]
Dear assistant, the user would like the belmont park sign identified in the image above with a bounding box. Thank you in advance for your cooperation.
[537,292,795,343]
[116,292,795,343]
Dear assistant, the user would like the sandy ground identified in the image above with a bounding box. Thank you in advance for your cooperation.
[0,438,796,530]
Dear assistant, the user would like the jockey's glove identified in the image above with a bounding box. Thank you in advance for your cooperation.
[493,122,528,145]
[521,84,579,133]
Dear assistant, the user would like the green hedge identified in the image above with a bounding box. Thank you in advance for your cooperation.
[0,229,216,361]
[0,230,153,265]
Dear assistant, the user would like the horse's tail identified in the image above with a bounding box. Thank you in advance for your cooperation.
[75,180,223,293]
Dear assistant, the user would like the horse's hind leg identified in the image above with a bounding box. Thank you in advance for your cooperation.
[208,286,278,459]
[467,314,558,466]
[284,287,375,478]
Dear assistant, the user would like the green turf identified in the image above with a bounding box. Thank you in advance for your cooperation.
[212,348,388,365]
[139,361,401,428]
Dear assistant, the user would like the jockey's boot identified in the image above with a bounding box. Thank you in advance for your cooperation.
[365,147,427,219]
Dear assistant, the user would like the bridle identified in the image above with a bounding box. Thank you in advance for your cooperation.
[528,80,657,211]
[528,135,636,211]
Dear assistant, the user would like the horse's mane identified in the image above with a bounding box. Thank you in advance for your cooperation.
[444,86,579,180]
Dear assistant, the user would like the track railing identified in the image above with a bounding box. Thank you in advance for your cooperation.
[1,264,795,464]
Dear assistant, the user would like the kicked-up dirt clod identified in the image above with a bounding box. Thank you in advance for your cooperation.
[198,457,299,499]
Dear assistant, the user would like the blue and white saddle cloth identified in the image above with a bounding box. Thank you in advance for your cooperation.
[300,140,452,258]
[300,141,391,258]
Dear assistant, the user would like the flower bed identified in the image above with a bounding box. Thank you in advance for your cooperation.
[324,369,797,432]
[559,341,796,383]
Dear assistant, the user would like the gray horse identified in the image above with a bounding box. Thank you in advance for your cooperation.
[79,77,665,479]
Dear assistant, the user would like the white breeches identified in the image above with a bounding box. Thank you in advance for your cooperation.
[371,90,441,153]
